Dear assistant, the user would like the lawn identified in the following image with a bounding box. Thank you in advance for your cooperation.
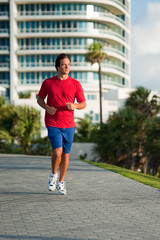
[84,160,160,189]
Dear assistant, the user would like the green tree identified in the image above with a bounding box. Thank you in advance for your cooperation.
[86,42,108,126]
[93,86,160,173]
[0,102,18,147]
[125,86,160,171]
[74,115,98,142]
[125,86,160,118]
[0,96,5,107]
[93,106,146,170]
[144,118,160,176]
[14,106,40,154]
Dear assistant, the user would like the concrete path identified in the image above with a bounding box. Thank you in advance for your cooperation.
[0,154,160,240]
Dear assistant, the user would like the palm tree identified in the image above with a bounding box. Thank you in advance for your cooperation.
[0,96,5,107]
[14,106,40,154]
[125,86,160,171]
[0,102,17,146]
[86,42,108,126]
[94,106,145,169]
[125,86,160,118]
[144,118,160,176]
[74,114,97,142]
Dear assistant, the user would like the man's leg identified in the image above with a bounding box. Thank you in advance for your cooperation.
[51,147,63,174]
[48,147,62,191]
[59,152,70,182]
[58,127,75,182]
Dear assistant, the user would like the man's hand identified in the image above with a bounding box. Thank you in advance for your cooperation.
[46,106,57,115]
[66,102,77,110]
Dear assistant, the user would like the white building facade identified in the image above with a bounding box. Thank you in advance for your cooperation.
[0,0,131,136]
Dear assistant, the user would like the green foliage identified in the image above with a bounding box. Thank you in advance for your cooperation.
[0,99,40,154]
[74,115,98,142]
[93,107,146,168]
[85,42,108,65]
[0,96,5,107]
[125,86,160,117]
[18,91,31,99]
[144,118,160,176]
[0,103,18,145]
[93,86,160,175]
[14,105,41,154]
[79,153,87,160]
[30,137,52,156]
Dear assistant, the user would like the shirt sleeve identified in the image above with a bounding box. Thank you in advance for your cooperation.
[75,82,86,102]
[38,80,48,99]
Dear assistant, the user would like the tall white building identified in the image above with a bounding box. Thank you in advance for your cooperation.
[0,0,131,135]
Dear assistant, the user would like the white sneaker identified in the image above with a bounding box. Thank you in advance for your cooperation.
[56,181,67,195]
[48,174,58,191]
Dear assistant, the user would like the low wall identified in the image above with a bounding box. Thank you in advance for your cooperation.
[70,143,98,161]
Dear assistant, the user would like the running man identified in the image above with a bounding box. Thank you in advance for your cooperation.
[37,53,86,195]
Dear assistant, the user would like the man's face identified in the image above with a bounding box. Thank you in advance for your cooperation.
[58,58,70,75]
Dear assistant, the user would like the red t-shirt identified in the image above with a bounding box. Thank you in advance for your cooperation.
[38,75,86,128]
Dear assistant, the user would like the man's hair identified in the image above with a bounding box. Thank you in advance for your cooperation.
[55,53,70,71]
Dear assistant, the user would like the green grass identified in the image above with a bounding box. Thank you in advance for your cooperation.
[83,160,160,189]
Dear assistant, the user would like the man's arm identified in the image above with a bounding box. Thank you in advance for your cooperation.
[37,96,57,115]
[66,101,86,110]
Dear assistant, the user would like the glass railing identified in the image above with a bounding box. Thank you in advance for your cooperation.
[0,29,9,33]
[0,11,9,16]
[0,63,9,67]
[17,28,126,41]
[103,46,128,57]
[17,10,86,16]
[0,46,9,50]
[18,11,128,26]
[0,79,9,85]
[103,80,124,87]
[17,0,128,17]
[111,0,127,11]
[17,44,127,57]
[17,10,127,27]
[18,77,124,87]
[17,45,86,51]
[18,78,88,85]
[18,61,128,74]
[97,12,128,27]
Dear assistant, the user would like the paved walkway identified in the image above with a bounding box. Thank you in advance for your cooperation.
[0,154,160,240]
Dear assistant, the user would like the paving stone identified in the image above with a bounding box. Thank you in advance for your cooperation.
[0,154,160,240]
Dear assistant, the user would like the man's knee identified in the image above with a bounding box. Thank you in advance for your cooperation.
[62,152,70,161]
[52,148,63,159]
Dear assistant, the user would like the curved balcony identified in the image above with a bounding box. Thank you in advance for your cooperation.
[18,76,127,88]
[0,12,9,20]
[0,46,9,50]
[0,11,9,16]
[0,28,9,33]
[15,0,128,13]
[17,61,128,76]
[0,62,9,67]
[17,27,127,44]
[17,44,128,59]
[17,10,128,29]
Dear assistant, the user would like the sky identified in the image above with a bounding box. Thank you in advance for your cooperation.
[131,0,160,92]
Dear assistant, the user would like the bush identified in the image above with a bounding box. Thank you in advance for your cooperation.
[29,137,52,156]
[18,91,31,99]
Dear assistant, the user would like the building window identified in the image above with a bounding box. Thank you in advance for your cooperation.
[87,94,96,100]
[95,114,99,121]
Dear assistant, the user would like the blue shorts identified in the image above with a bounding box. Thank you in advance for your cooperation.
[47,127,75,154]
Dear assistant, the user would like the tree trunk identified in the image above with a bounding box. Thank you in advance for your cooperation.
[98,63,103,127]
